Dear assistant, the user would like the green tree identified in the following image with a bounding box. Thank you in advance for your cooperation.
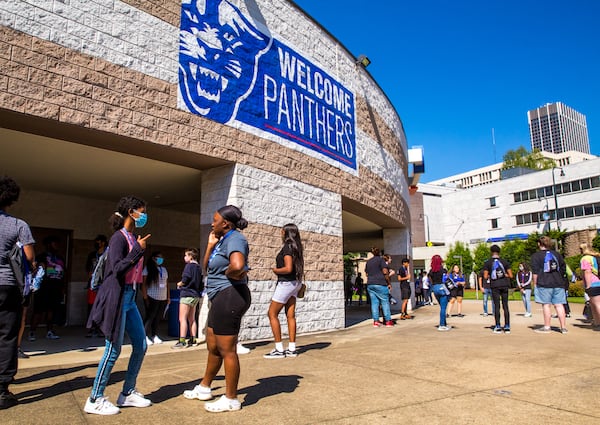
[472,243,491,273]
[498,240,528,271]
[592,234,600,252]
[502,146,555,171]
[343,252,360,277]
[445,241,473,274]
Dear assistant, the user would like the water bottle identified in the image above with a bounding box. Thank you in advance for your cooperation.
[32,265,45,292]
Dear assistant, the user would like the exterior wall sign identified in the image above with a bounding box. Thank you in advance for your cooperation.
[178,0,357,170]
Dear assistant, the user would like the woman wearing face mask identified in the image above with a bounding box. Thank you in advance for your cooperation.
[84,196,152,416]
[142,251,170,346]
[516,262,532,318]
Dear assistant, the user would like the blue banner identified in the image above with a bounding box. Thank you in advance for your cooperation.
[178,0,356,170]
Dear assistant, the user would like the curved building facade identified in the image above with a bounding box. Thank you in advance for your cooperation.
[0,0,409,339]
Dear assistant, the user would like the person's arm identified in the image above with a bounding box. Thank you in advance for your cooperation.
[226,251,248,280]
[203,231,219,271]
[273,255,293,275]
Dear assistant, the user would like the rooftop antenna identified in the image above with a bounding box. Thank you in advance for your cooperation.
[492,128,497,163]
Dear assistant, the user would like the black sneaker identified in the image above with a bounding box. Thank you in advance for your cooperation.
[284,349,298,358]
[187,338,197,347]
[263,349,285,359]
[0,392,18,410]
[172,341,187,349]
[17,348,29,359]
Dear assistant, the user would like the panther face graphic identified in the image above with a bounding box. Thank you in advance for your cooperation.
[179,0,271,123]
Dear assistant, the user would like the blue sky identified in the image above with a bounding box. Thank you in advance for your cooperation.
[293,0,600,182]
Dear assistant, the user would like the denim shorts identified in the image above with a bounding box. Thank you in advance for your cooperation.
[534,287,566,305]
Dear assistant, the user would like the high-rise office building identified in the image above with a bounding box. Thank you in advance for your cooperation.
[528,102,590,154]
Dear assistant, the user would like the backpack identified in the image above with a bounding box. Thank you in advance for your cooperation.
[490,258,506,280]
[90,247,109,291]
[543,251,560,273]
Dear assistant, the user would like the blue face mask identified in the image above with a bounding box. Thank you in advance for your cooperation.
[155,257,164,266]
[133,211,148,228]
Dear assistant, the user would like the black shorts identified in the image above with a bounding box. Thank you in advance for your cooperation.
[400,283,411,300]
[449,286,464,298]
[208,285,251,336]
[586,287,600,297]
[33,282,63,313]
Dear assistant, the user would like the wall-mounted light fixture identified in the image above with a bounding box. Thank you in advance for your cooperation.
[355,54,371,68]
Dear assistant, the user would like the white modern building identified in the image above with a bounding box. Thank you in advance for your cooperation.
[413,157,600,270]
[528,102,590,155]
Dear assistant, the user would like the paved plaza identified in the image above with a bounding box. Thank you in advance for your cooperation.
[5,299,600,424]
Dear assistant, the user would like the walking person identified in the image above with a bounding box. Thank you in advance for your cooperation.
[531,236,568,334]
[365,248,393,327]
[354,272,364,306]
[483,245,513,334]
[580,242,600,327]
[141,251,170,346]
[84,196,152,415]
[429,255,450,331]
[446,264,465,317]
[516,262,532,317]
[172,248,202,348]
[183,205,250,413]
[421,271,432,305]
[264,223,304,359]
[0,176,35,410]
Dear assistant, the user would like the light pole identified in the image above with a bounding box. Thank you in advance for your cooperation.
[419,213,430,246]
[551,167,565,231]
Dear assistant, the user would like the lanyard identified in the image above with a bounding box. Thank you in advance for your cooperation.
[208,230,235,266]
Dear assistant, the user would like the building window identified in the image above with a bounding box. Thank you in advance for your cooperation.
[489,197,497,207]
[491,218,499,229]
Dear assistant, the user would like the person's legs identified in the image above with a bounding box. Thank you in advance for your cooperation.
[447,297,455,315]
[438,294,448,326]
[187,304,198,341]
[367,286,381,323]
[284,297,297,343]
[491,288,501,328]
[144,297,160,338]
[554,303,566,329]
[457,297,463,315]
[200,327,222,389]
[482,290,489,314]
[542,303,552,328]
[121,292,147,395]
[215,334,239,399]
[522,289,531,314]
[590,295,600,326]
[500,288,510,327]
[0,287,21,403]
[376,287,392,322]
[267,301,285,341]
[197,294,209,341]
[178,302,190,340]
[151,300,166,338]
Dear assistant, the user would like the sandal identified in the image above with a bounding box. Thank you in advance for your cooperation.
[204,395,241,412]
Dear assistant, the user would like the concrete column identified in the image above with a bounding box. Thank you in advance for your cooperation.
[383,228,413,311]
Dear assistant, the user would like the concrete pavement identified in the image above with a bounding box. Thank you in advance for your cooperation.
[5,299,600,424]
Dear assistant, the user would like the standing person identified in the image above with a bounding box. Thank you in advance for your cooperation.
[483,245,513,334]
[479,270,493,317]
[397,258,412,319]
[141,251,170,346]
[264,223,304,359]
[580,243,600,327]
[172,248,202,349]
[183,205,250,413]
[531,236,568,334]
[84,196,152,415]
[85,234,107,338]
[354,272,364,306]
[516,262,532,317]
[0,176,35,410]
[429,255,450,331]
[446,264,465,318]
[364,248,393,327]
[383,255,398,306]
[421,271,432,305]
[29,235,65,340]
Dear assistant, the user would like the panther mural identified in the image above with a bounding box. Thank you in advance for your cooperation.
[178,0,272,124]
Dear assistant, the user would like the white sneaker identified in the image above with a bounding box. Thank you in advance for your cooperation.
[236,343,250,354]
[524,312,532,318]
[183,384,213,401]
[116,390,151,408]
[437,326,451,331]
[204,395,241,412]
[153,335,163,344]
[145,336,153,346]
[84,396,120,415]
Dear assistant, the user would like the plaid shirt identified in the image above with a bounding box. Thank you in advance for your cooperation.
[142,266,168,300]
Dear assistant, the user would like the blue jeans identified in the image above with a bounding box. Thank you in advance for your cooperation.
[521,288,532,314]
[367,285,391,322]
[483,288,493,314]
[91,286,147,400]
[432,284,449,326]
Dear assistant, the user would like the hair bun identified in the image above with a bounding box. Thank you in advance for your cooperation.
[236,217,248,230]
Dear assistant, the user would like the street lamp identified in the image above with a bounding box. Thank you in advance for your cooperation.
[551,167,565,231]
[419,213,430,246]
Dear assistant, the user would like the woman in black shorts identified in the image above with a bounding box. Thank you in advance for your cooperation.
[183,205,250,413]
[446,264,466,317]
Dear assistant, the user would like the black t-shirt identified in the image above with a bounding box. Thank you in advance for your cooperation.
[531,249,566,288]
[428,269,446,285]
[398,265,410,288]
[365,256,388,285]
[276,243,296,281]
[483,257,511,288]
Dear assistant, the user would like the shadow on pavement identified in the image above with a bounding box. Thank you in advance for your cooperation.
[240,375,302,407]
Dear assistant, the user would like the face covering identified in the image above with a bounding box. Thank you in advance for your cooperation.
[519,265,524,271]
[133,211,148,228]
[155,257,164,266]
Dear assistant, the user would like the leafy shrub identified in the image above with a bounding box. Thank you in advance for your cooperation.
[568,281,585,297]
